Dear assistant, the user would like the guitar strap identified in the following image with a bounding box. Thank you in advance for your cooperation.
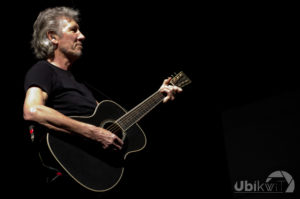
[83,81,113,101]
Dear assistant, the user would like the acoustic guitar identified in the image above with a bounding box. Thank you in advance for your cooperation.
[46,71,191,192]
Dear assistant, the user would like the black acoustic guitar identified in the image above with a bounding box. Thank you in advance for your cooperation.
[46,71,191,192]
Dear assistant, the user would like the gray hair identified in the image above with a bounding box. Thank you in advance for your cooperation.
[31,7,80,59]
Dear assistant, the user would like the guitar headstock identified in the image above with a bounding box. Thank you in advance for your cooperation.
[170,71,192,88]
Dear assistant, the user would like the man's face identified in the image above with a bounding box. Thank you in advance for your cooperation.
[57,17,85,60]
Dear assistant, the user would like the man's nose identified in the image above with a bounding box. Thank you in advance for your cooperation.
[78,30,85,41]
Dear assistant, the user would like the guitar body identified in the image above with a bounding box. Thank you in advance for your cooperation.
[44,71,191,192]
[46,100,147,192]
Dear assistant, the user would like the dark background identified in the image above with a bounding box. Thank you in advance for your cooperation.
[1,1,299,198]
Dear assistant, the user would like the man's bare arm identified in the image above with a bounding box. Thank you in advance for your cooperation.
[23,87,123,150]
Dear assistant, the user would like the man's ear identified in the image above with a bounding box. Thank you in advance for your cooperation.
[47,31,59,45]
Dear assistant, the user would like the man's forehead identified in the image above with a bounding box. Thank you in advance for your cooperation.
[59,17,78,28]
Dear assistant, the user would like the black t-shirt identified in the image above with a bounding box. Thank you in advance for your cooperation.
[24,60,97,116]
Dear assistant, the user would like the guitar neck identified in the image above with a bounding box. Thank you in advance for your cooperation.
[116,91,164,131]
[115,71,191,131]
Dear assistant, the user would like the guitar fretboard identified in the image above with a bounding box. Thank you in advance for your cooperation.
[116,91,164,131]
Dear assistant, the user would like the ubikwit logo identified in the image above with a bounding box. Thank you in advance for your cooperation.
[234,171,295,193]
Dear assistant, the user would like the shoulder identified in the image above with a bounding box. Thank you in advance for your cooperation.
[24,60,56,93]
[25,60,58,83]
[26,60,55,75]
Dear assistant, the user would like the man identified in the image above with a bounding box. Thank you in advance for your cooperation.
[23,6,182,196]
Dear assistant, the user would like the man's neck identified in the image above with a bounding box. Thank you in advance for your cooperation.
[47,53,72,71]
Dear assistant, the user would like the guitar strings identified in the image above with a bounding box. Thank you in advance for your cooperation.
[104,86,185,134]
[117,92,163,127]
[103,74,190,134]
[104,95,164,135]
[106,91,164,134]
[106,123,120,134]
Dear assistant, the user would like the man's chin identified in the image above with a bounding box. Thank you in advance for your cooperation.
[67,51,83,62]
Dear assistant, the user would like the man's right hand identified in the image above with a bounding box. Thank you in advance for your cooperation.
[91,127,124,151]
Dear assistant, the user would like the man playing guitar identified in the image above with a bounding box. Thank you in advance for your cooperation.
[24,6,182,197]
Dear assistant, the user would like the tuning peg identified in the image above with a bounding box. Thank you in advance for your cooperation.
[170,72,176,78]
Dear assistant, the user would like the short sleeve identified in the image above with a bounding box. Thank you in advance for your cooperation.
[24,61,54,94]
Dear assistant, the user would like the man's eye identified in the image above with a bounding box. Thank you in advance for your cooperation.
[71,28,78,32]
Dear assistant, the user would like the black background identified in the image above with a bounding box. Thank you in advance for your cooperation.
[1,1,299,198]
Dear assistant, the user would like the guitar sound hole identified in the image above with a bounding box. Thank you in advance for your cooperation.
[104,122,125,141]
